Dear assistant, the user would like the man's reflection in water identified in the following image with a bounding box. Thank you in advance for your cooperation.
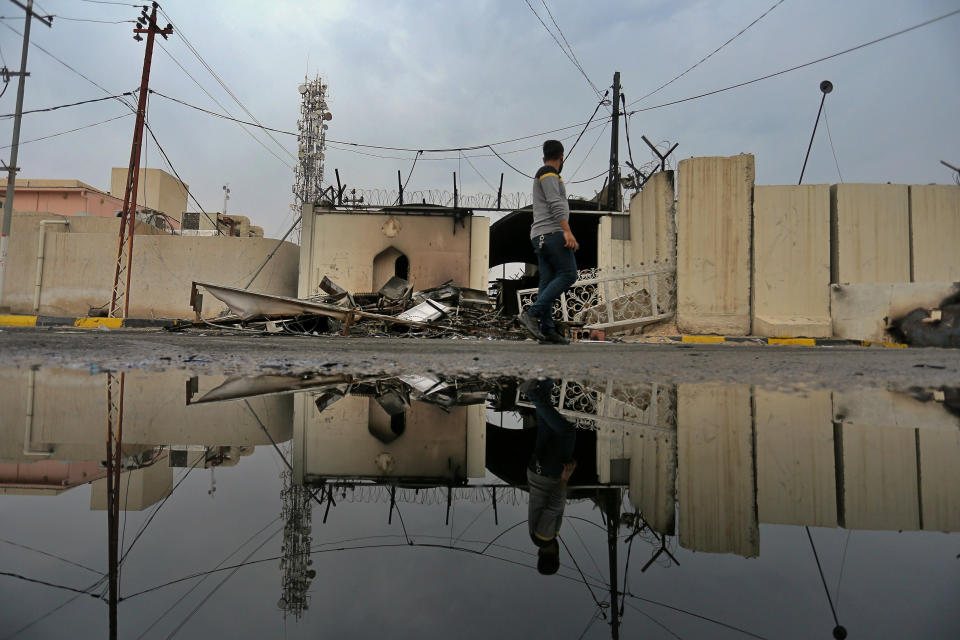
[522,378,577,576]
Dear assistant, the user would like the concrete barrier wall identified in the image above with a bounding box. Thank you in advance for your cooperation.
[629,170,675,266]
[597,215,631,271]
[2,225,298,318]
[830,184,910,283]
[756,389,837,527]
[299,208,479,298]
[830,281,959,341]
[677,384,758,557]
[676,155,754,335]
[752,185,831,337]
[910,184,960,282]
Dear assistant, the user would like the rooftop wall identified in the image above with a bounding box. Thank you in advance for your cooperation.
[111,167,189,225]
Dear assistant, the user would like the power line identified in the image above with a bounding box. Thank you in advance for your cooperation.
[51,15,137,24]
[0,21,138,113]
[630,0,786,106]
[0,112,131,148]
[155,41,294,170]
[0,538,103,576]
[157,6,297,164]
[149,88,608,153]
[822,102,844,183]
[78,0,145,7]
[626,7,960,115]
[539,0,600,96]
[142,120,221,233]
[523,0,600,97]
[0,91,134,118]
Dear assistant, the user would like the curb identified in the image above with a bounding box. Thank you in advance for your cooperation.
[666,335,909,348]
[0,314,177,329]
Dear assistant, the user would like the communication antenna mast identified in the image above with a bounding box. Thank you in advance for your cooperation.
[292,76,332,225]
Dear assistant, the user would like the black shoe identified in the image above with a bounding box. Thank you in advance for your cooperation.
[540,331,570,345]
[518,311,546,341]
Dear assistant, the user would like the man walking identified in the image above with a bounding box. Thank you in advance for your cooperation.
[518,139,578,344]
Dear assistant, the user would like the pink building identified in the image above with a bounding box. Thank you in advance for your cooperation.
[0,178,125,218]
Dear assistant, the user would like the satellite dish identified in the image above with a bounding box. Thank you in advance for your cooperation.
[298,84,307,94]
[324,112,333,121]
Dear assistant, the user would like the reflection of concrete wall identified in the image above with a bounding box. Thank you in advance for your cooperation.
[676,155,754,335]
[0,369,292,463]
[628,431,676,535]
[840,424,920,531]
[1,223,297,317]
[629,170,675,267]
[910,185,960,282]
[756,389,836,527]
[752,185,831,337]
[830,282,959,342]
[830,184,910,283]
[833,388,960,432]
[917,430,960,531]
[299,206,487,297]
[677,384,758,557]
[296,394,469,482]
[90,462,173,511]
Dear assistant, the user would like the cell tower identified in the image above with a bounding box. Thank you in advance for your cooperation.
[278,469,315,619]
[292,76,332,217]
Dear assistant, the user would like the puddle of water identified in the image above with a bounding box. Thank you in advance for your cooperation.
[1,367,958,639]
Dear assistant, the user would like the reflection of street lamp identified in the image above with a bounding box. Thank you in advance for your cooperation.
[222,184,230,216]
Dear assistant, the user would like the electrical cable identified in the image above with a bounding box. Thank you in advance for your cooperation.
[148,88,609,153]
[395,150,423,204]
[460,150,496,192]
[568,122,608,180]
[50,15,137,24]
[161,526,283,639]
[155,41,294,170]
[0,21,138,114]
[523,0,600,97]
[539,0,597,95]
[0,538,103,576]
[626,8,960,115]
[564,91,609,160]
[141,120,221,233]
[622,601,684,640]
[157,6,297,164]
[631,0,786,106]
[0,91,135,118]
[823,103,844,183]
[79,0,142,6]
[805,526,844,636]
[558,536,608,616]
[0,571,98,596]
[0,112,132,149]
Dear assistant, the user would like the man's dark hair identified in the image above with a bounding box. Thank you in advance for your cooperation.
[543,139,564,161]
[537,541,560,575]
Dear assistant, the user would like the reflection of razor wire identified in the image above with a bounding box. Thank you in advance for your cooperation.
[324,484,595,507]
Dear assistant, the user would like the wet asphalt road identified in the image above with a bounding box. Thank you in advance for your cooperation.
[0,327,957,389]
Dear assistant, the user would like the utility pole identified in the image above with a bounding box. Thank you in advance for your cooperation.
[222,183,230,215]
[0,0,52,310]
[606,71,621,212]
[108,1,172,319]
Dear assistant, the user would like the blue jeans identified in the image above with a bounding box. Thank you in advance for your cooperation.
[528,231,578,334]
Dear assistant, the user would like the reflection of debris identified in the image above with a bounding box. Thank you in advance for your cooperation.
[183,278,526,340]
[891,292,960,348]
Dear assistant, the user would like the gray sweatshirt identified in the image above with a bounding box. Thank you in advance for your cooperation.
[530,165,570,240]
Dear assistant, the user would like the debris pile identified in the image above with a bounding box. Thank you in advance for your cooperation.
[182,277,528,340]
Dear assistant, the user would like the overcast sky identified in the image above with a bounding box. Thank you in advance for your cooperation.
[2,0,958,237]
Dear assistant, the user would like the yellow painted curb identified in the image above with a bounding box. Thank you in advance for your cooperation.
[0,314,37,327]
[769,338,817,346]
[682,335,725,344]
[74,317,123,329]
[860,340,908,349]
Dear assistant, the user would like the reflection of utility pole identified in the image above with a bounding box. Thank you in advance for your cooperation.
[0,0,52,310]
[603,488,621,640]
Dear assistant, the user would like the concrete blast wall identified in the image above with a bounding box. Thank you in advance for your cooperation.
[629,170,675,266]
[830,184,910,283]
[910,184,960,282]
[752,185,831,337]
[831,282,959,342]
[2,225,298,318]
[677,155,754,335]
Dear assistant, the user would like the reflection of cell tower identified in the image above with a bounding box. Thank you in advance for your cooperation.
[278,470,315,619]
[292,76,332,217]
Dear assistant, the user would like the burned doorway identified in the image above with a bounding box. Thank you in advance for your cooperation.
[372,246,410,291]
